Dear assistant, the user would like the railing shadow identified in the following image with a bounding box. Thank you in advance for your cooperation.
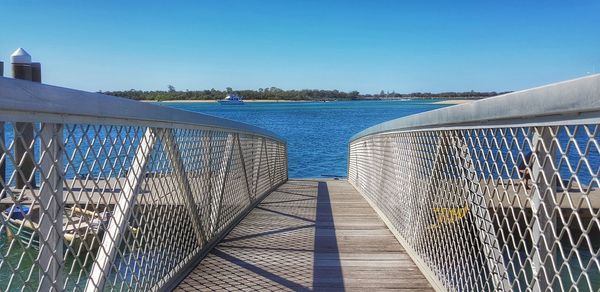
[313,181,345,290]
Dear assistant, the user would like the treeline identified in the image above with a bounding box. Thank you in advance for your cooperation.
[367,90,509,99]
[100,86,508,101]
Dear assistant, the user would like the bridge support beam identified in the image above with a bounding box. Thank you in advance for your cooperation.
[262,138,273,186]
[158,129,207,245]
[235,134,253,202]
[530,127,557,292]
[252,137,264,198]
[0,61,4,184]
[453,132,511,291]
[38,123,64,292]
[208,134,234,236]
[85,128,156,292]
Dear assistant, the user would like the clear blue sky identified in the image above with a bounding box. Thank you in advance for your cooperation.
[1,0,599,93]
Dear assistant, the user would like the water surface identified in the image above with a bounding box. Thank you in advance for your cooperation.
[162,100,448,178]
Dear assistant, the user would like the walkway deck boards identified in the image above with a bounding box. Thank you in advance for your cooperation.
[176,180,432,291]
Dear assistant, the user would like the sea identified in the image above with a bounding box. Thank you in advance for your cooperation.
[163,100,448,178]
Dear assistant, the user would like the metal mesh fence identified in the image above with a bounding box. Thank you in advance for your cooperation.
[0,121,287,291]
[349,125,599,291]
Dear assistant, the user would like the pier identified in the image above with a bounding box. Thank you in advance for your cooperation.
[177,180,432,291]
[0,50,598,291]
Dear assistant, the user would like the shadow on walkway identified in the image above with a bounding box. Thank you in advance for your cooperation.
[176,180,431,291]
[313,181,344,290]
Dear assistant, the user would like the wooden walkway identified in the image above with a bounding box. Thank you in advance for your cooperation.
[176,180,432,291]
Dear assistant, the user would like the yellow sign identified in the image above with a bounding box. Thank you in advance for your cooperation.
[433,206,469,224]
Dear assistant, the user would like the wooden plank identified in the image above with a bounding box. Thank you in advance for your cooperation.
[176,179,433,291]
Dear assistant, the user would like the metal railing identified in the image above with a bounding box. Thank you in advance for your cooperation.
[349,75,600,291]
[0,77,287,291]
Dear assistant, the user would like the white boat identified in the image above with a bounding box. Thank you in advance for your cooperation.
[218,94,244,104]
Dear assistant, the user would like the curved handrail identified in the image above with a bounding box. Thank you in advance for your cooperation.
[0,77,285,143]
[0,75,288,291]
[348,74,600,291]
[351,74,600,141]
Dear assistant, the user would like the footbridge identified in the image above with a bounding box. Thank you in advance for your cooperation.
[0,73,598,291]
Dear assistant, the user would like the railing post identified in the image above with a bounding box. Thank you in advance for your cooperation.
[11,48,32,80]
[364,139,371,190]
[422,132,445,250]
[86,128,156,292]
[11,48,36,189]
[252,137,263,198]
[0,60,4,183]
[201,132,213,233]
[530,126,557,291]
[284,142,288,180]
[158,129,207,245]
[455,131,511,291]
[235,134,252,202]
[208,134,234,236]
[262,138,273,187]
[38,123,64,291]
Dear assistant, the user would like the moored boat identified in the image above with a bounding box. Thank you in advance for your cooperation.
[2,205,108,251]
[218,94,244,104]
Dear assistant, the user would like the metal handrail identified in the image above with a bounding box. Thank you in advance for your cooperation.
[0,77,285,143]
[351,74,600,141]
[0,76,288,291]
[348,75,600,291]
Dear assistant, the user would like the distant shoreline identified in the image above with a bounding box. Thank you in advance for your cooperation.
[140,99,311,103]
[140,99,476,104]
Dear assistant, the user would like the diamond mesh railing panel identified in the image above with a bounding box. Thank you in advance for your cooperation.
[349,124,600,291]
[0,118,286,291]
